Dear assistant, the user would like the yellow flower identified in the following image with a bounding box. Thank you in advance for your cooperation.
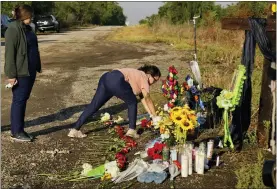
[181,120,194,131]
[179,110,189,119]
[172,115,184,126]
[170,107,182,117]
[183,104,190,110]
[158,111,164,116]
[164,129,170,135]
[174,125,187,144]
[160,125,165,134]
[101,173,112,181]
[164,117,174,126]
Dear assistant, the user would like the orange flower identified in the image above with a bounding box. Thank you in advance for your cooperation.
[160,127,165,134]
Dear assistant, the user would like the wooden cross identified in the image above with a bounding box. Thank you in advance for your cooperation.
[221,11,276,148]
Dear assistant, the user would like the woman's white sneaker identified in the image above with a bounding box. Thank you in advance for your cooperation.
[125,129,140,139]
[68,129,87,138]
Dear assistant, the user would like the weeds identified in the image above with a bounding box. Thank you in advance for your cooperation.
[108,21,264,115]
[263,120,271,149]
[244,129,258,145]
[235,150,268,189]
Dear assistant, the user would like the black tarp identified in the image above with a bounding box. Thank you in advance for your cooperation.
[231,18,276,149]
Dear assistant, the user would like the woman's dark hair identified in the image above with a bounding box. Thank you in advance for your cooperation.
[14,5,33,21]
[138,64,161,77]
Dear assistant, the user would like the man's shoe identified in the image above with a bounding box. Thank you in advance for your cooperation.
[11,132,32,142]
[68,129,87,138]
[125,129,140,139]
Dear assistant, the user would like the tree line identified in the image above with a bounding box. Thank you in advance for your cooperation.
[139,2,271,26]
[1,1,126,27]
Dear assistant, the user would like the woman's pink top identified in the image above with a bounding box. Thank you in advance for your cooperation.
[117,68,150,95]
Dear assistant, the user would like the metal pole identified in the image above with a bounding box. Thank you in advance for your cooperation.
[192,16,200,61]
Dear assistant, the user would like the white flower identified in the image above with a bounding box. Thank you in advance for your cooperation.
[187,78,194,87]
[154,124,160,129]
[104,161,120,178]
[161,133,170,140]
[163,104,169,112]
[152,116,162,126]
[114,116,124,124]
[221,99,233,109]
[101,112,111,122]
[81,163,93,176]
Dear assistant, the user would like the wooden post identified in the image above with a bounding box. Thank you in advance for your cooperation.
[221,13,276,147]
[257,13,276,147]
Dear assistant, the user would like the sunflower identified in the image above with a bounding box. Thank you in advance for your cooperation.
[181,105,195,114]
[180,120,194,131]
[179,110,189,119]
[170,107,182,116]
[172,115,184,126]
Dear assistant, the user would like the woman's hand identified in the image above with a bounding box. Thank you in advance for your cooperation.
[8,78,18,86]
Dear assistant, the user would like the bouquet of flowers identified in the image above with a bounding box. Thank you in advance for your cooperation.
[155,105,198,145]
[216,65,246,149]
[147,142,166,160]
[161,66,181,108]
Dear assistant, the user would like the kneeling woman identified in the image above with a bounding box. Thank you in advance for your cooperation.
[68,65,161,138]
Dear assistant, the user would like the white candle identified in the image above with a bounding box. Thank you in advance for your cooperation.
[194,147,198,173]
[216,155,220,166]
[181,153,188,177]
[197,150,205,174]
[188,149,192,175]
[178,145,183,162]
[207,140,214,160]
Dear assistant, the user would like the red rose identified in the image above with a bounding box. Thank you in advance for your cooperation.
[126,141,137,148]
[115,152,125,159]
[152,154,162,160]
[169,66,178,74]
[117,161,125,169]
[141,119,148,128]
[120,147,130,154]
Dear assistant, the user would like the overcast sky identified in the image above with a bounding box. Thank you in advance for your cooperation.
[118,1,236,25]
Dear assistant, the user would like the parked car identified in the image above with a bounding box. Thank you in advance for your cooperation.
[1,14,11,37]
[34,15,60,33]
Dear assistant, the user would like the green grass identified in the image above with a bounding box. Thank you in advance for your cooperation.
[235,150,268,189]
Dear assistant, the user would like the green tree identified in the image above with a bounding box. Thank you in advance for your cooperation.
[31,2,54,15]
[155,2,221,25]
[1,1,31,17]
[224,2,269,18]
